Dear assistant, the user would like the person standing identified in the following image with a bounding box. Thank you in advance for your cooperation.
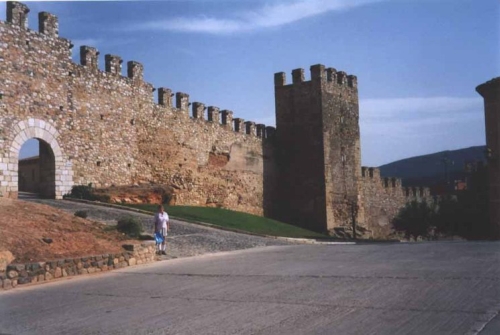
[154,205,169,255]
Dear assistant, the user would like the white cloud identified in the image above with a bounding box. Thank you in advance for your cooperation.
[359,96,485,165]
[360,97,482,119]
[131,0,384,34]
[360,97,483,136]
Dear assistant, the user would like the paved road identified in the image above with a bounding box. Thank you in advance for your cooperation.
[2,241,500,334]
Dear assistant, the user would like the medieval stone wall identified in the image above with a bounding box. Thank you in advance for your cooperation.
[359,167,430,238]
[0,1,431,238]
[0,2,273,215]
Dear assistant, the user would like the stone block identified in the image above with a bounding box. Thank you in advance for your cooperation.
[2,278,11,289]
[128,258,137,266]
[7,264,25,272]
[54,267,62,278]
[17,277,31,285]
[6,270,18,279]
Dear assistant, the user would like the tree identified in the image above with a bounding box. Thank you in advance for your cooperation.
[392,201,437,240]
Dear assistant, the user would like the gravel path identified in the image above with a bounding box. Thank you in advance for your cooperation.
[27,199,292,260]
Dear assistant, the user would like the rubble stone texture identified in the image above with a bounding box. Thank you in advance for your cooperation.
[0,242,157,290]
[0,2,429,238]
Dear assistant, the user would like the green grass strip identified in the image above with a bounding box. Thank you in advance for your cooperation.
[124,204,327,239]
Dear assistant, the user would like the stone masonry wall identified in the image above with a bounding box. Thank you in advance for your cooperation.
[319,66,363,231]
[0,1,431,238]
[0,242,156,290]
[274,65,431,235]
[0,2,274,215]
[360,167,431,239]
[273,68,327,231]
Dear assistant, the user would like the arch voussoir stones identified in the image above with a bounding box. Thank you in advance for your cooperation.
[0,118,73,199]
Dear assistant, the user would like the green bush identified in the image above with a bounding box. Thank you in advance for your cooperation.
[65,184,94,200]
[74,210,88,219]
[64,184,110,203]
[116,216,143,238]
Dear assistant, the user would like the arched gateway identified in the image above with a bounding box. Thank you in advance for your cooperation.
[0,118,73,199]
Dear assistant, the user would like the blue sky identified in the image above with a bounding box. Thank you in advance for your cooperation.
[8,0,498,166]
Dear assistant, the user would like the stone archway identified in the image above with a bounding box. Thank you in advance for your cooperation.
[3,118,73,199]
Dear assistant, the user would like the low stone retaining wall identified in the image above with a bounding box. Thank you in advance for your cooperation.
[0,242,156,290]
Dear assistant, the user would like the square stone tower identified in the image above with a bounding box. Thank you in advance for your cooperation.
[273,64,362,233]
[477,78,500,238]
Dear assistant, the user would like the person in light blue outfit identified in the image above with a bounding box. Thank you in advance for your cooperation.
[153,205,169,255]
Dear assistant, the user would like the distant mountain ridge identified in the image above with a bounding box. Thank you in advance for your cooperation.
[378,145,486,187]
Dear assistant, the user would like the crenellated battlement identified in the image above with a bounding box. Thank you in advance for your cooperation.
[404,186,430,198]
[274,64,357,89]
[80,46,99,69]
[0,1,431,240]
[383,177,403,189]
[158,88,174,107]
[233,118,245,133]
[105,54,122,75]
[7,2,29,29]
[38,12,58,37]
[207,106,220,123]
[127,61,143,81]
[2,2,269,142]
[192,102,206,120]
[361,166,381,180]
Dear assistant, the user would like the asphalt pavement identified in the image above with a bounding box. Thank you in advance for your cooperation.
[2,241,500,334]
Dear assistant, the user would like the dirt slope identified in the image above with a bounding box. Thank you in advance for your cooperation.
[0,198,132,263]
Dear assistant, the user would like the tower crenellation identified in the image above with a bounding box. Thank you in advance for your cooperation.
[274,72,286,87]
[275,66,358,89]
[310,64,325,82]
[291,68,305,84]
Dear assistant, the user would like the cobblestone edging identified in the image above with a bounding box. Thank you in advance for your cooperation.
[0,242,156,290]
